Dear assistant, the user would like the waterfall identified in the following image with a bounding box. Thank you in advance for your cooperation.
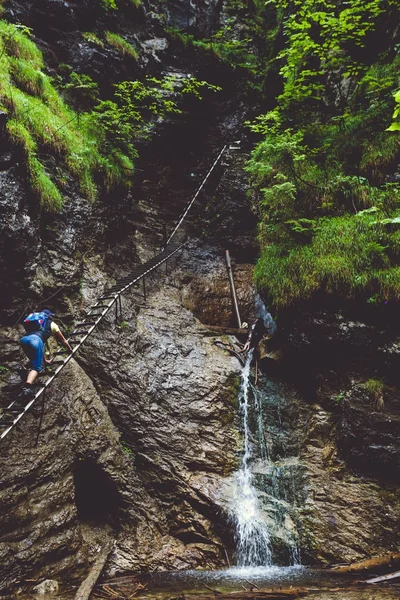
[232,350,273,567]
[226,308,303,567]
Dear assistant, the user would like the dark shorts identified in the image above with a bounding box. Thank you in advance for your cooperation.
[21,334,44,372]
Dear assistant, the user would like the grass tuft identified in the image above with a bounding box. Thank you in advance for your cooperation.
[105,31,138,59]
[0,20,106,209]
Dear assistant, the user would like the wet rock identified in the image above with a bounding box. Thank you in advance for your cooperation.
[31,579,59,595]
[179,242,257,328]
[161,0,222,36]
[0,168,40,316]
[77,281,242,573]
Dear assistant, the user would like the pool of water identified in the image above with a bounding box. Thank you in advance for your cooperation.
[132,566,400,599]
[13,566,400,600]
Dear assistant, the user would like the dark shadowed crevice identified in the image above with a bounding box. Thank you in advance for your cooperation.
[73,458,122,529]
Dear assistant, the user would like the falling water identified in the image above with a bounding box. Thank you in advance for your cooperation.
[227,297,303,567]
[232,350,273,566]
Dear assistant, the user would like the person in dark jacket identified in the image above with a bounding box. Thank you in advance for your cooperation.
[240,311,277,384]
[242,312,277,353]
[20,309,72,398]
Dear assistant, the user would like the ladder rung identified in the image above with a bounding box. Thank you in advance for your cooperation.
[69,330,89,337]
[90,304,110,309]
[0,419,14,426]
[99,295,117,300]
[3,407,24,414]
[75,321,97,327]
[55,350,68,356]
[121,271,144,279]
[69,339,82,345]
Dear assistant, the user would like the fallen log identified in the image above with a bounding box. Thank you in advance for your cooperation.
[366,569,400,584]
[330,551,400,574]
[75,541,114,600]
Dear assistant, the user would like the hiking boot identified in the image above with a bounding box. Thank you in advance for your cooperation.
[18,385,36,399]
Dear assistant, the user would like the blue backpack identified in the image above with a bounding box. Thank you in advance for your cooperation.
[23,312,52,337]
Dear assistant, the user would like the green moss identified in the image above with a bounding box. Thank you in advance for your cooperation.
[0,20,103,209]
[82,32,105,48]
[224,372,241,410]
[105,31,138,59]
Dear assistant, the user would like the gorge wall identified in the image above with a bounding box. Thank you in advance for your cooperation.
[0,0,400,593]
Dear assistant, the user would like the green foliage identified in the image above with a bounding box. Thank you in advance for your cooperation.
[101,0,117,10]
[246,1,400,307]
[86,75,220,180]
[388,89,400,132]
[105,31,138,60]
[166,1,275,91]
[56,65,99,108]
[0,20,216,210]
[100,0,141,10]
[363,378,384,398]
[82,32,105,47]
[120,440,134,456]
[0,21,98,209]
[333,392,345,405]
[266,0,396,111]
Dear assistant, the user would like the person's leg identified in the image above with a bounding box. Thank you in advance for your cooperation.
[26,369,39,384]
[20,335,44,393]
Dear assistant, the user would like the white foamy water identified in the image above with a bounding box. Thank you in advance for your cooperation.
[231,350,273,566]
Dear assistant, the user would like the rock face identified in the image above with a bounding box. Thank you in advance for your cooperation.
[1,0,400,593]
[0,277,242,589]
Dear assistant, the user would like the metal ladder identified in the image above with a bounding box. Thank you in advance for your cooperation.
[0,142,240,442]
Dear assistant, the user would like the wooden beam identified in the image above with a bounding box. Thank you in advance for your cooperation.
[330,551,400,574]
[366,569,400,584]
[75,541,114,600]
[225,250,242,329]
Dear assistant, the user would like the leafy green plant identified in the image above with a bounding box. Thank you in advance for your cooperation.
[0,20,218,211]
[246,3,400,308]
[57,67,100,108]
[334,392,345,405]
[388,89,400,132]
[101,0,117,10]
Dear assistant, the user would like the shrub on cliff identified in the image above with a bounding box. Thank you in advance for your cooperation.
[0,21,218,210]
[247,0,400,307]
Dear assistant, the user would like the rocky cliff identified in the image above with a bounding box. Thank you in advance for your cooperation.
[0,0,400,594]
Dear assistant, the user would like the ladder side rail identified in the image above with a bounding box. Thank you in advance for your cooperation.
[1,245,185,441]
[0,297,119,441]
[165,146,227,246]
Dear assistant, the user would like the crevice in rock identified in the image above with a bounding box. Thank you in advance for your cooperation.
[73,459,122,530]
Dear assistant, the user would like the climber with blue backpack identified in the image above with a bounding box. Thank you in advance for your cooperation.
[19,309,73,399]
